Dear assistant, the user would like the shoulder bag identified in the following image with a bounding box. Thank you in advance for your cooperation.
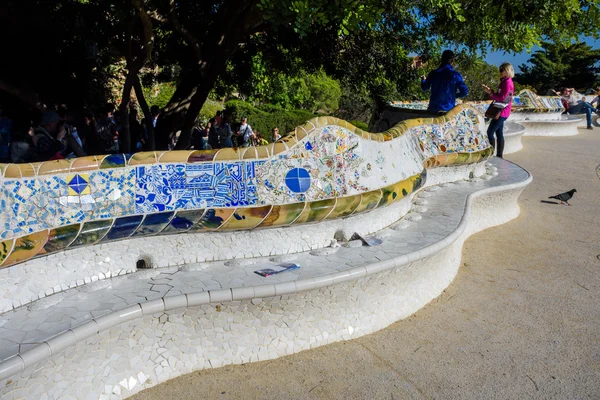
[484,90,513,120]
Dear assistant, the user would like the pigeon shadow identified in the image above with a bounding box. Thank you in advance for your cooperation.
[540,200,560,205]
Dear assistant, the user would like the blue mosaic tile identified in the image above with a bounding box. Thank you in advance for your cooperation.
[131,211,174,237]
[100,154,126,169]
[162,210,206,234]
[285,168,311,193]
[101,215,144,242]
[135,162,261,214]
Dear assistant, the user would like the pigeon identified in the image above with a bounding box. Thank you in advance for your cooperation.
[549,189,577,206]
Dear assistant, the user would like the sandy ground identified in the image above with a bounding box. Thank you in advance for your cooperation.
[131,128,600,400]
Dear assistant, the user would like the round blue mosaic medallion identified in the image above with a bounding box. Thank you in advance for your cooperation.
[285,168,311,193]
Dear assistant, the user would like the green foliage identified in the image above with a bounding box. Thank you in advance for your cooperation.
[142,82,177,109]
[198,100,225,125]
[349,120,369,131]
[454,54,501,101]
[232,54,342,113]
[515,42,600,93]
[303,71,342,113]
[225,99,315,139]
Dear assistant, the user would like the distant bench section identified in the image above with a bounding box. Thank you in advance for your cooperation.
[384,89,584,138]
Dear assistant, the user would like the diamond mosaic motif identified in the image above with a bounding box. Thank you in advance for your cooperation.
[67,174,90,196]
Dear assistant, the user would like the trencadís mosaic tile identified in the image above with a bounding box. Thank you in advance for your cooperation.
[0,105,492,268]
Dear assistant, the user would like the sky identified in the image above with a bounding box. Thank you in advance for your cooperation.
[484,37,600,72]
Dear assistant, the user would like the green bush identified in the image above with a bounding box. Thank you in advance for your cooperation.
[142,82,176,109]
[198,99,225,125]
[225,100,315,140]
[350,120,369,131]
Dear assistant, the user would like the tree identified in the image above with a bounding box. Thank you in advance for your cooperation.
[454,53,501,101]
[148,0,600,149]
[515,42,600,93]
[2,0,600,150]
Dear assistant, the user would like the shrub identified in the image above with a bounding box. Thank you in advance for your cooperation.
[225,100,315,140]
[198,99,225,125]
[142,82,176,109]
[350,120,369,131]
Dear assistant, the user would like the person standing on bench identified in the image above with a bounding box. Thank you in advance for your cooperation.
[421,50,469,113]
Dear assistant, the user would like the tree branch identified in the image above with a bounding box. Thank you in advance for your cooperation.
[131,0,154,68]
[167,0,202,61]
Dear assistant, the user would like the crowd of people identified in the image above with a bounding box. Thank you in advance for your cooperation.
[190,112,281,151]
[0,103,161,163]
[0,103,284,163]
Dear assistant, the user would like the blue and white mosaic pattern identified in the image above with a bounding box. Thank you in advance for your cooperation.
[0,169,136,239]
[135,162,262,213]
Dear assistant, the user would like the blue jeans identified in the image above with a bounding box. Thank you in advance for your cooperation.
[568,101,598,126]
[220,138,233,148]
[487,117,507,158]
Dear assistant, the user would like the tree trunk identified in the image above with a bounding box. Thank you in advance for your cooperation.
[118,74,134,154]
[133,75,155,150]
[153,70,202,149]
[154,1,264,150]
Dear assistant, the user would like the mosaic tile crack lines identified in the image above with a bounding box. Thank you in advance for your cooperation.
[0,105,491,268]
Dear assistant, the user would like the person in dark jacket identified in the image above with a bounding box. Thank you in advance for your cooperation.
[33,111,67,161]
[207,118,220,149]
[421,50,469,112]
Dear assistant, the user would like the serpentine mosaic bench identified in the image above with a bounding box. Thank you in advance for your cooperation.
[0,106,492,313]
[389,89,583,137]
[0,106,536,398]
[0,158,531,399]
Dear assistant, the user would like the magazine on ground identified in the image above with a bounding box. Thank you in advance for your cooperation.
[358,234,383,246]
[254,263,301,277]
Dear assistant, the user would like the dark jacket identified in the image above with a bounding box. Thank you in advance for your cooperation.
[421,64,469,112]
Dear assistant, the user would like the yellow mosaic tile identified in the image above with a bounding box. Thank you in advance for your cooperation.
[213,147,242,161]
[242,147,258,160]
[218,205,273,231]
[18,163,37,177]
[3,164,21,178]
[272,141,288,156]
[187,149,219,163]
[70,156,100,172]
[128,151,157,166]
[0,239,14,267]
[295,126,308,141]
[158,150,193,163]
[293,198,336,224]
[2,231,49,268]
[302,119,316,132]
[38,159,72,176]
[257,203,306,228]
[325,116,338,126]
[353,189,382,214]
[281,135,298,149]
[255,146,270,159]
[379,175,417,207]
[325,194,361,220]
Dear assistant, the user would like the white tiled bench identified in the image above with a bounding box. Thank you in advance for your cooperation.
[0,159,531,399]
[518,115,583,136]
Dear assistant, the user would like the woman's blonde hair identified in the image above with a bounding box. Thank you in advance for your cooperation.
[500,62,515,78]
